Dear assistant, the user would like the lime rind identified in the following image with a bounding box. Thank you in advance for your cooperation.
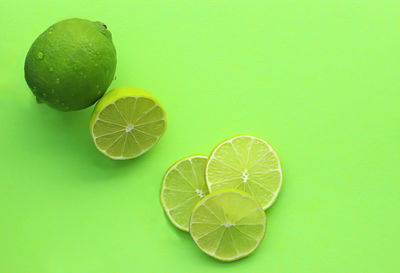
[161,155,209,232]
[205,135,283,210]
[189,189,266,262]
[24,18,117,111]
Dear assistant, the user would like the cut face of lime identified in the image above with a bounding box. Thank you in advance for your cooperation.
[206,135,282,210]
[90,87,166,159]
[161,155,209,231]
[190,189,266,262]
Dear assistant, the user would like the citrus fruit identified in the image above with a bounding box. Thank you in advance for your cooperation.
[24,18,117,111]
[89,87,166,159]
[206,135,282,210]
[161,155,209,231]
[190,189,266,262]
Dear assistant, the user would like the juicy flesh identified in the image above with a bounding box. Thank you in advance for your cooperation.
[92,97,166,158]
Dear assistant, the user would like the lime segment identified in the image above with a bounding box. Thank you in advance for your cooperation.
[90,87,166,159]
[161,155,209,231]
[190,189,266,262]
[206,135,282,209]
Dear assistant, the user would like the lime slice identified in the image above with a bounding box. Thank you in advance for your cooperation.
[206,135,282,210]
[190,189,266,262]
[90,86,166,159]
[161,155,209,231]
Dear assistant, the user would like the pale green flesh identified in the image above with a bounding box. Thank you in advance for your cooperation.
[92,97,166,159]
[161,156,209,231]
[190,190,266,261]
[207,136,282,209]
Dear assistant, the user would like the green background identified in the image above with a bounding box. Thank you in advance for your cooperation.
[1,0,399,272]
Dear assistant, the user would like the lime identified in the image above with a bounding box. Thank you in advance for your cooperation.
[24,18,117,111]
[89,87,166,159]
[190,189,266,262]
[161,155,209,231]
[206,135,282,210]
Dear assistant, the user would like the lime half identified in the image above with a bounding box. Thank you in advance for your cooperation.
[190,189,266,262]
[206,135,282,210]
[161,155,209,231]
[90,87,166,159]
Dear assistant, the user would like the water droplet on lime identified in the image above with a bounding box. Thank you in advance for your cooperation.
[49,67,54,72]
[56,78,60,84]
[37,52,44,59]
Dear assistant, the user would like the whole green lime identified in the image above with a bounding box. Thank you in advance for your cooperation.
[24,18,117,111]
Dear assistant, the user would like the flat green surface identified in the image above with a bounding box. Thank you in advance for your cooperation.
[1,1,399,272]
